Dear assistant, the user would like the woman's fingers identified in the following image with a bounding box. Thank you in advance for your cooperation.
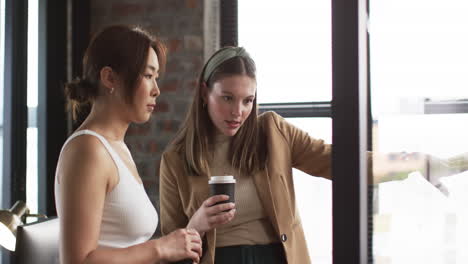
[208,209,236,226]
[203,195,230,207]
[187,251,200,264]
[187,228,201,238]
[191,241,203,257]
[205,203,235,228]
[206,202,235,215]
[189,233,202,245]
[218,209,236,225]
[185,228,202,257]
[185,228,201,243]
[188,195,236,234]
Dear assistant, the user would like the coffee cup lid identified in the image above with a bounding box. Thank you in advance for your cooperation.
[209,175,236,184]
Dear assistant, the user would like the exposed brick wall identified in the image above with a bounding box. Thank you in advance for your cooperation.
[90,0,204,236]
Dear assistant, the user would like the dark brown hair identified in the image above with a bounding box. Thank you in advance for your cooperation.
[65,25,166,120]
[169,47,267,177]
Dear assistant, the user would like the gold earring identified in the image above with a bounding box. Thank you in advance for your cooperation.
[110,87,114,94]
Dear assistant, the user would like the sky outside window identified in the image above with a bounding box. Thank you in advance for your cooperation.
[238,0,332,104]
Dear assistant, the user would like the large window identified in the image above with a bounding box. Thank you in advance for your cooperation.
[288,118,332,264]
[26,0,39,219]
[238,0,333,262]
[370,0,468,262]
[239,0,331,104]
[1,0,39,261]
[240,0,468,263]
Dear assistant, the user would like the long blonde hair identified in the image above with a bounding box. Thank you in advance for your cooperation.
[169,48,267,177]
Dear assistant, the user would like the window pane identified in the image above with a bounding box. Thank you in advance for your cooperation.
[0,0,5,261]
[370,0,468,117]
[286,118,332,264]
[239,0,331,104]
[26,0,38,219]
[0,0,5,209]
[370,0,468,263]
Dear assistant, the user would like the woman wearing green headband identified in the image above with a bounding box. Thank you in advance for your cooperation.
[160,46,331,264]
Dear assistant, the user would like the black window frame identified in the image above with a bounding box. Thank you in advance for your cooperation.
[1,1,88,262]
[224,1,371,263]
[2,0,28,262]
[2,0,28,224]
[229,1,468,264]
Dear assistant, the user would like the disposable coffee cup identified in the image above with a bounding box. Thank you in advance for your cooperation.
[209,176,236,205]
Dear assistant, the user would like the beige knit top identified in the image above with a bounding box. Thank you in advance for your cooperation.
[210,134,278,247]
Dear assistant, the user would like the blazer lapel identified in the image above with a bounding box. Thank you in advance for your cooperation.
[253,166,280,234]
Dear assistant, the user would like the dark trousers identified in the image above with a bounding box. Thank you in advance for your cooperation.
[214,243,287,264]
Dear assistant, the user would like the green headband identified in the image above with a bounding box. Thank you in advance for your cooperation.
[202,46,250,83]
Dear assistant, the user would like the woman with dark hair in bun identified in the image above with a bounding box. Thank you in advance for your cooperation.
[54,25,202,264]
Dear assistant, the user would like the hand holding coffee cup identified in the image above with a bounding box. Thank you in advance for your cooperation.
[186,176,236,237]
[209,176,236,207]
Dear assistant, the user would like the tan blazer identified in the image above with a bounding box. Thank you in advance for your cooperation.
[159,111,332,264]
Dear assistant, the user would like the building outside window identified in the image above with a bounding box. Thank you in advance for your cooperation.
[370,0,468,262]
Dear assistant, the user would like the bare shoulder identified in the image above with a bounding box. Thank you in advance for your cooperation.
[62,134,109,158]
[57,134,115,187]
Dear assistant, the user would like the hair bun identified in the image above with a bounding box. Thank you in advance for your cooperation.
[64,77,97,103]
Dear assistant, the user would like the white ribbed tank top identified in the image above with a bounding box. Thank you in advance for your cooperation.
[55,129,158,248]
